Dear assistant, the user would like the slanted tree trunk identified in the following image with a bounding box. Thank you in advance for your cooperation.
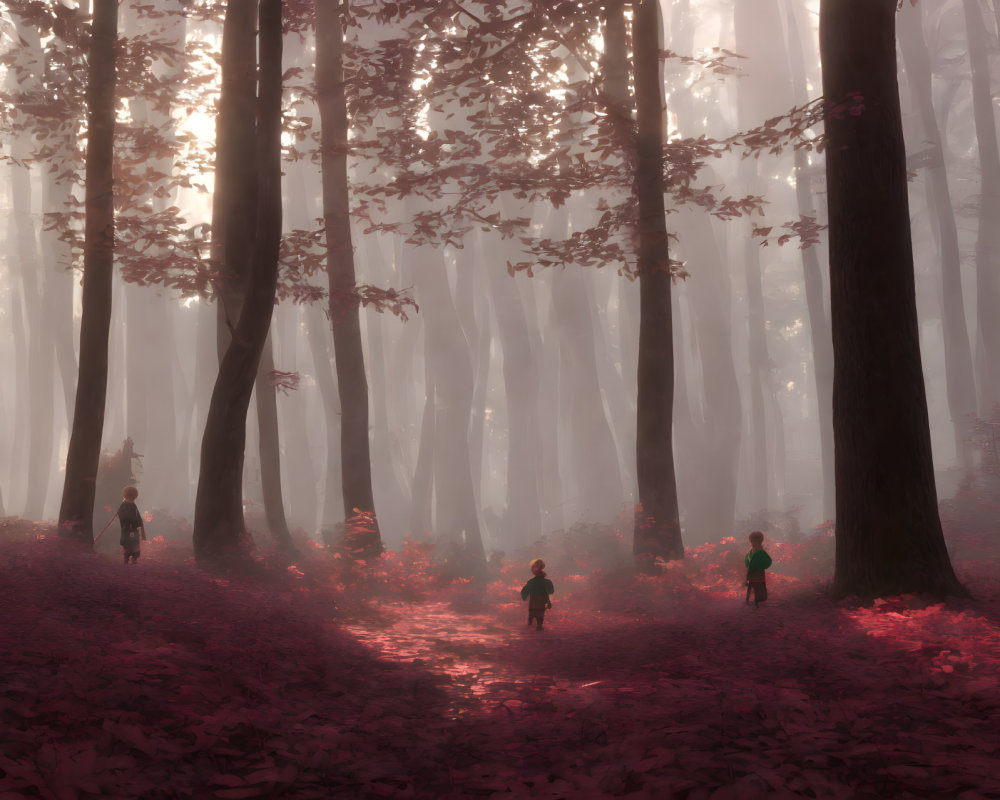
[633,0,681,562]
[315,0,381,558]
[58,0,117,543]
[193,0,284,564]
[898,0,976,467]
[821,0,967,598]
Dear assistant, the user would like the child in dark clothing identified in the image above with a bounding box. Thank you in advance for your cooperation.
[745,530,772,607]
[119,486,146,565]
[520,558,554,630]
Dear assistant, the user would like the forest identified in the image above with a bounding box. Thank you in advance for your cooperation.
[1,0,1000,797]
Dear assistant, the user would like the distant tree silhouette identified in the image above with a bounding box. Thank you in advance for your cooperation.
[315,1,382,559]
[820,0,968,598]
[58,0,118,545]
[632,0,682,563]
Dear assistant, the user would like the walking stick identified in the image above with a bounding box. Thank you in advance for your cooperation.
[94,513,118,543]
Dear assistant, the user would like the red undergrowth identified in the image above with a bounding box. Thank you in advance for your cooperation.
[1,517,999,799]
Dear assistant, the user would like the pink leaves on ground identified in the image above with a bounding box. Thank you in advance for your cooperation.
[2,522,1000,798]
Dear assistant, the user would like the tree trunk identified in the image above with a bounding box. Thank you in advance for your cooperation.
[675,207,743,544]
[412,242,485,573]
[58,0,117,543]
[549,214,624,525]
[482,231,543,545]
[315,0,381,558]
[898,0,976,467]
[409,335,435,538]
[786,2,836,522]
[821,0,967,599]
[633,0,681,562]
[255,332,295,551]
[962,0,1000,419]
[193,0,284,564]
[304,302,345,531]
[359,236,411,545]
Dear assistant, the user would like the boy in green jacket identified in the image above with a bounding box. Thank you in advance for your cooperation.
[745,530,772,607]
[521,558,555,630]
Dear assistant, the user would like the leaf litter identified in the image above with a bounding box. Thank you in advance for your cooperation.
[1,518,999,799]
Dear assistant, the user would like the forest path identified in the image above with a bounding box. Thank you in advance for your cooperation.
[338,584,1000,799]
[3,531,1000,799]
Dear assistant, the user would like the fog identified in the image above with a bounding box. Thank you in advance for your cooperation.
[0,0,991,556]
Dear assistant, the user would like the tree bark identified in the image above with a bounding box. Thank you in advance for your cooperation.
[633,0,682,562]
[821,0,967,599]
[675,207,743,544]
[193,0,284,564]
[315,0,382,558]
[58,0,117,543]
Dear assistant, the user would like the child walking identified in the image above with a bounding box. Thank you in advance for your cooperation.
[745,530,772,607]
[119,486,146,565]
[521,558,555,630]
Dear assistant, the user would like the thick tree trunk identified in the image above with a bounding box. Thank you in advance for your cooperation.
[821,0,967,598]
[786,2,835,522]
[633,0,681,562]
[58,0,117,543]
[315,0,382,558]
[962,0,1000,419]
[898,0,976,467]
[193,0,283,564]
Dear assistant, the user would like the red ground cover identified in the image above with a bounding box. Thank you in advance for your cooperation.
[1,518,999,799]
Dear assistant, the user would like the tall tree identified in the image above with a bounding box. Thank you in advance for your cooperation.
[193,0,284,564]
[820,0,966,598]
[315,0,382,558]
[633,0,682,562]
[58,0,118,543]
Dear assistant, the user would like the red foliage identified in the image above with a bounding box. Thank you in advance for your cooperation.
[3,512,1000,798]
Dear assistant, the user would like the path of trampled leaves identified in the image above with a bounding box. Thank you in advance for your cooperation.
[2,527,1000,799]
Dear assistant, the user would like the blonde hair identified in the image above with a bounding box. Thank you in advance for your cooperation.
[530,558,546,576]
[122,485,139,501]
